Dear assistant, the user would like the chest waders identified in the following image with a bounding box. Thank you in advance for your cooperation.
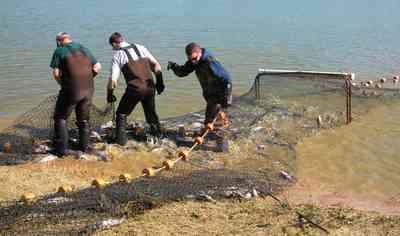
[195,59,232,152]
[194,59,229,125]
[53,47,94,156]
[115,44,160,146]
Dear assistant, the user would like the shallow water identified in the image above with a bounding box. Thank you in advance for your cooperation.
[297,100,400,203]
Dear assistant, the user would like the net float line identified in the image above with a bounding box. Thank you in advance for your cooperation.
[351,75,400,89]
[142,111,227,177]
[21,111,228,202]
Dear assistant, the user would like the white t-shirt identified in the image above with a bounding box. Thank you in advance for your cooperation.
[109,41,159,83]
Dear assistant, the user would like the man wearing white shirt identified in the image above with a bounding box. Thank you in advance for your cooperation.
[107,32,165,145]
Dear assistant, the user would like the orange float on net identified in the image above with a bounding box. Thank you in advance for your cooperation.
[92,179,107,189]
[162,160,175,171]
[178,150,189,161]
[206,123,214,131]
[223,119,230,128]
[3,142,12,153]
[119,173,132,183]
[142,167,156,177]
[58,186,73,193]
[218,112,227,121]
[194,136,204,145]
[21,193,36,203]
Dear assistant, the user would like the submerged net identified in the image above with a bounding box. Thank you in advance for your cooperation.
[1,69,399,234]
[0,95,114,159]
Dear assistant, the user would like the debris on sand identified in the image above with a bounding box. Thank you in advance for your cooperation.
[191,122,203,131]
[33,154,58,163]
[197,192,217,203]
[279,171,293,181]
[45,197,73,204]
[256,144,265,151]
[101,121,113,130]
[86,218,126,232]
[90,131,103,142]
[75,151,101,161]
[252,126,264,132]
[222,187,259,199]
[32,143,51,154]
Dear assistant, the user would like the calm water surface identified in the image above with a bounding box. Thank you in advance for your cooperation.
[1,0,400,204]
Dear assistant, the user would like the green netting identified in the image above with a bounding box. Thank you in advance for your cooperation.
[0,70,399,234]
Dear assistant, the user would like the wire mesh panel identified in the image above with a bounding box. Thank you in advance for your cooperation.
[253,69,353,125]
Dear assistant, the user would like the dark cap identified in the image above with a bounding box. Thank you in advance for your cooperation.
[185,42,201,55]
[108,32,124,45]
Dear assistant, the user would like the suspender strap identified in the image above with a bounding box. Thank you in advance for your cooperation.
[132,44,142,58]
[121,44,142,62]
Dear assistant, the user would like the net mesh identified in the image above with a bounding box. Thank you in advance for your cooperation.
[0,70,398,234]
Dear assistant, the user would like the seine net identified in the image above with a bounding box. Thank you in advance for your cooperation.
[0,69,398,234]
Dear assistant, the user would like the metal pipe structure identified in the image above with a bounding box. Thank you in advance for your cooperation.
[256,68,354,125]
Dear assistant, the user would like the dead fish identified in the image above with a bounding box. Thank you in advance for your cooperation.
[90,131,102,142]
[280,171,293,181]
[177,124,186,136]
[92,218,126,230]
[35,154,58,163]
[192,113,203,118]
[252,126,264,132]
[101,121,113,130]
[197,192,217,203]
[317,115,322,128]
[191,122,203,130]
[32,144,51,154]
[252,189,259,198]
[256,144,265,151]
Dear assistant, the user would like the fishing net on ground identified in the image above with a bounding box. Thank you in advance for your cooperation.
[1,69,399,235]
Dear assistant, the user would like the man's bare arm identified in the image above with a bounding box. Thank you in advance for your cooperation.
[93,62,102,74]
[52,68,61,85]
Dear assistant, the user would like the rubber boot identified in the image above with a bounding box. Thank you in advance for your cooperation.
[77,120,90,152]
[116,114,128,146]
[148,123,162,144]
[54,119,68,157]
[216,138,229,152]
[149,123,162,138]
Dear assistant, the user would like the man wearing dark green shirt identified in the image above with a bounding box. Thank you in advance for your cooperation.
[50,32,101,156]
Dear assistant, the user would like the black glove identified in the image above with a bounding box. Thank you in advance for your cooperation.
[222,97,229,109]
[92,70,98,78]
[107,89,117,103]
[155,72,165,95]
[167,61,178,71]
